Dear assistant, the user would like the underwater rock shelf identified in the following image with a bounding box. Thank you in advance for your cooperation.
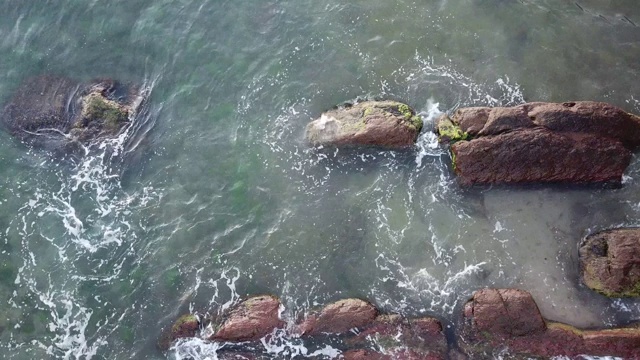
[1,75,145,152]
[160,290,640,359]
[436,101,640,186]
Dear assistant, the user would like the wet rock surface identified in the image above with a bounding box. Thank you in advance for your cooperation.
[459,288,640,359]
[210,295,285,342]
[436,101,640,185]
[305,100,422,149]
[580,228,640,297]
[1,75,144,150]
[160,296,447,358]
[296,298,378,335]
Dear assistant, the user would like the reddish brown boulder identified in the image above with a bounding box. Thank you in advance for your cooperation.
[296,298,378,336]
[459,288,640,358]
[305,101,423,149]
[210,295,284,342]
[463,288,546,339]
[452,128,630,186]
[580,228,640,297]
[437,101,640,186]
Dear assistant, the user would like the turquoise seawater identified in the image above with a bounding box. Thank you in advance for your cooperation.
[0,1,639,359]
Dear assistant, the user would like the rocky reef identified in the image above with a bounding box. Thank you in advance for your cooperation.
[159,289,640,359]
[1,75,145,151]
[436,101,640,186]
[305,100,422,149]
[159,296,447,359]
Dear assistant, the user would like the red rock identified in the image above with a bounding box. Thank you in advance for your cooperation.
[346,314,448,358]
[467,288,546,339]
[459,288,640,358]
[452,128,630,186]
[580,228,640,297]
[305,101,422,149]
[438,101,640,186]
[297,298,378,335]
[211,295,284,342]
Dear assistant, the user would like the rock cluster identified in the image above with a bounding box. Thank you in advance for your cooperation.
[158,296,447,359]
[1,75,144,150]
[160,289,640,359]
[305,100,423,149]
[436,101,640,186]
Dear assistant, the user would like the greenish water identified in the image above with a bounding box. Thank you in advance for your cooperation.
[0,0,639,359]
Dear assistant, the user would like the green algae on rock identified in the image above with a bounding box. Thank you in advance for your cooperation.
[305,100,423,149]
[1,75,145,150]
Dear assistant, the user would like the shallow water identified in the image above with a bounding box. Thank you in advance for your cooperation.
[0,0,639,359]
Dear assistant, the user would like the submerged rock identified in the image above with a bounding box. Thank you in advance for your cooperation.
[1,75,144,149]
[580,228,640,297]
[210,295,284,342]
[305,100,423,149]
[436,101,640,185]
[157,314,200,351]
[459,288,640,358]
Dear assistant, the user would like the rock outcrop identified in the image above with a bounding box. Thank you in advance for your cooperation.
[159,296,447,359]
[459,288,640,359]
[157,314,200,351]
[210,295,285,342]
[1,75,144,150]
[305,100,422,149]
[436,101,640,185]
[296,298,378,336]
[580,228,640,297]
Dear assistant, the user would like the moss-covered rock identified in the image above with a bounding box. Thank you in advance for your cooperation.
[1,75,145,150]
[435,116,469,143]
[305,100,422,149]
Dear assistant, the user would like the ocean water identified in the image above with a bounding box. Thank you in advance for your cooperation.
[0,1,639,359]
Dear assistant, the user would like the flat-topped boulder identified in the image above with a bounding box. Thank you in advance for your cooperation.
[436,101,640,186]
[1,75,144,150]
[305,100,423,149]
[459,288,640,358]
[580,228,640,297]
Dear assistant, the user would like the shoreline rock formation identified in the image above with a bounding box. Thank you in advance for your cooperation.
[1,75,145,151]
[459,288,640,359]
[158,296,447,359]
[159,289,640,359]
[305,100,423,149]
[580,228,640,297]
[436,101,640,186]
